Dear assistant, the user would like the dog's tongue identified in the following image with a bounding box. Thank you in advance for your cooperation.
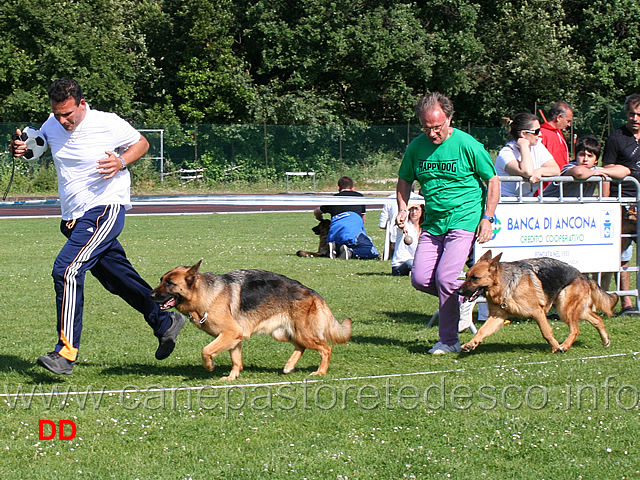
[161,298,177,310]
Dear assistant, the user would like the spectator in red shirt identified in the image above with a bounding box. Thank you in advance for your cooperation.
[540,102,574,169]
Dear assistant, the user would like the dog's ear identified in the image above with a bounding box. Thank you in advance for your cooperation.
[487,252,502,274]
[189,260,202,273]
[185,260,202,285]
[479,250,492,261]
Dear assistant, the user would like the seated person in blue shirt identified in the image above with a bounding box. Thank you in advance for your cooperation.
[314,176,379,260]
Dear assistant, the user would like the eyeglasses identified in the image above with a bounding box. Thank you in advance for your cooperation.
[421,121,447,135]
[522,128,541,136]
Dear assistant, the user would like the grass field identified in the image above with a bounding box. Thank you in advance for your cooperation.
[1,211,639,479]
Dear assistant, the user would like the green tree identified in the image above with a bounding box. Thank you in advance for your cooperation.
[176,0,256,124]
[413,1,486,101]
[461,0,583,124]
[235,0,435,124]
[2,0,638,131]
[0,0,160,122]
[565,0,640,104]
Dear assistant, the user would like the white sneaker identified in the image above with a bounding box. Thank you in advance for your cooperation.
[458,299,477,332]
[328,242,336,259]
[428,341,461,355]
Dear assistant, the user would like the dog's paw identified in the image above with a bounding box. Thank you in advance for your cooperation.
[220,371,240,381]
[310,370,327,376]
[603,339,611,348]
[202,358,214,371]
[461,342,477,352]
[553,345,567,353]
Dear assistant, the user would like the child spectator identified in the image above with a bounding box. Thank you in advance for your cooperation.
[391,203,423,276]
[543,136,610,197]
[379,186,423,260]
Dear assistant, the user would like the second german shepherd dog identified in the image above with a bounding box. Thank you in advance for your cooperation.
[150,261,352,380]
[457,250,618,353]
[622,205,638,252]
[296,219,331,257]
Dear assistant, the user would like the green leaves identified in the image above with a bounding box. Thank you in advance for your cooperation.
[241,1,434,124]
[1,0,639,126]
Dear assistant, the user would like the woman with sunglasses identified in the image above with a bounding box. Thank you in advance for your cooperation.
[495,112,560,197]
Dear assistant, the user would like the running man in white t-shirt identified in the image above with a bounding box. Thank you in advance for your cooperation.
[10,78,185,375]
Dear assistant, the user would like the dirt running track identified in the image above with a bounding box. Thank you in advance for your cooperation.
[0,195,386,219]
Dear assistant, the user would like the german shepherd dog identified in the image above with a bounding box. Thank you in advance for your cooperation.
[457,251,618,353]
[622,205,637,252]
[150,261,352,380]
[296,219,331,257]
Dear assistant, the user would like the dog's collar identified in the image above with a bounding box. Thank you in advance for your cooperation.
[189,312,208,324]
[494,293,508,309]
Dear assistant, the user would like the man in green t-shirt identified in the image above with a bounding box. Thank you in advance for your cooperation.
[396,92,500,354]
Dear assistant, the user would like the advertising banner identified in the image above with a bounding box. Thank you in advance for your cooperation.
[474,203,621,272]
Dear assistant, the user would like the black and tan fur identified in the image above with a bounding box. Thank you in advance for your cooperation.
[621,205,637,252]
[296,219,331,257]
[150,261,352,380]
[599,205,636,293]
[458,250,617,353]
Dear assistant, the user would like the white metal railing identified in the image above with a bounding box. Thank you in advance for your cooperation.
[499,175,639,309]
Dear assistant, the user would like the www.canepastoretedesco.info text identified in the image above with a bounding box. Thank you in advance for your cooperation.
[3,376,639,416]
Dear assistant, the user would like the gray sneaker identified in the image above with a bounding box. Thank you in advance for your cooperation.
[428,341,461,355]
[338,245,353,260]
[156,312,186,360]
[37,351,75,375]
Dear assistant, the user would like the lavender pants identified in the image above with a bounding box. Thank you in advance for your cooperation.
[411,229,475,346]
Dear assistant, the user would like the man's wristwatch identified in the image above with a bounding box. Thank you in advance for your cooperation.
[482,215,495,223]
[116,154,127,171]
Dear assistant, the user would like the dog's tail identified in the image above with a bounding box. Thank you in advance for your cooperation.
[589,279,619,317]
[297,250,321,257]
[325,317,352,344]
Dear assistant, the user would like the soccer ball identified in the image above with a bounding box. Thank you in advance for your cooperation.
[20,126,48,161]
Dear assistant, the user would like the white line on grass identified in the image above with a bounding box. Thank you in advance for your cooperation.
[2,351,637,398]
